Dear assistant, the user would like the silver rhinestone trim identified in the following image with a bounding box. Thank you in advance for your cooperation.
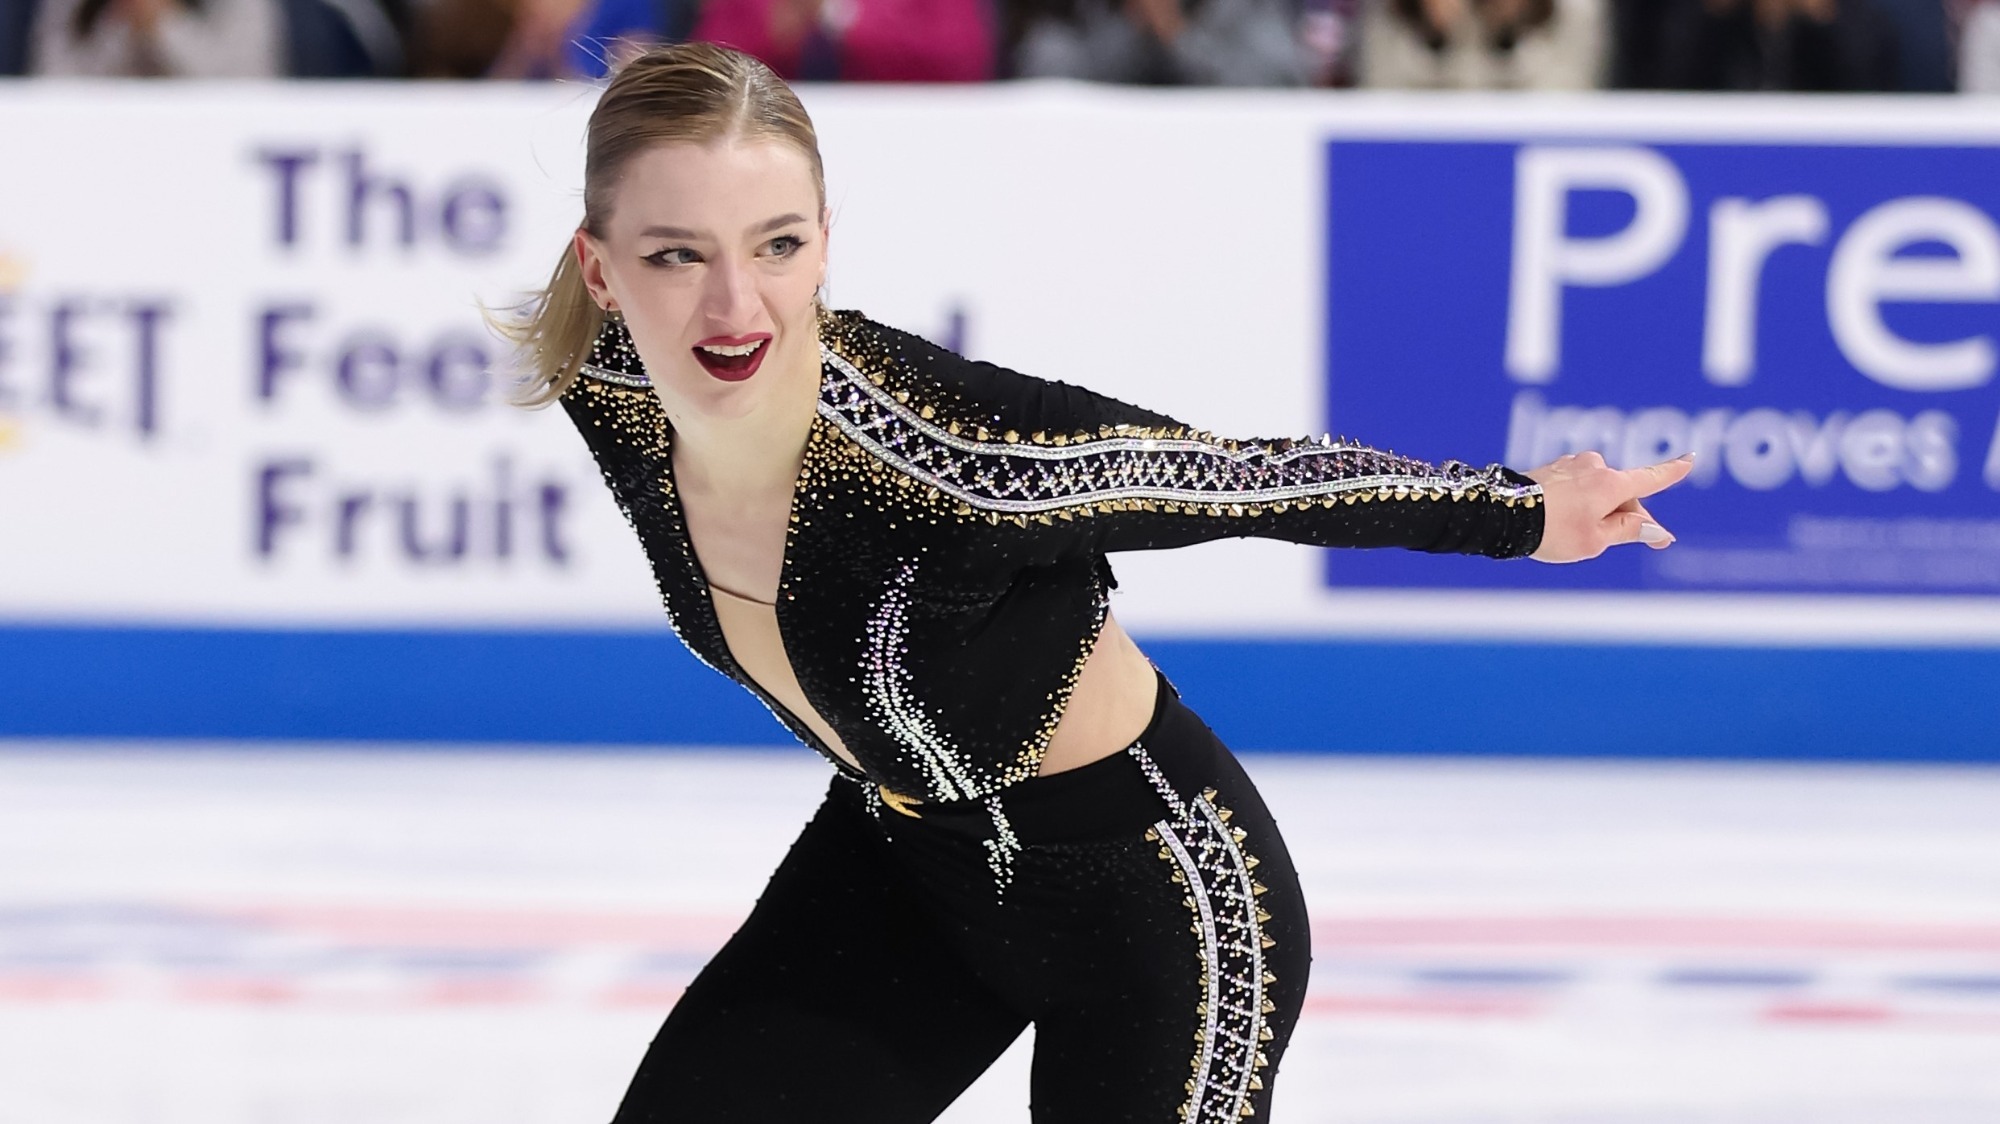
[818,345,1539,515]
[982,794,1021,901]
[579,361,650,389]
[1130,740,1192,826]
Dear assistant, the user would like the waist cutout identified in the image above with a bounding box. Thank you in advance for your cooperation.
[882,668,1223,846]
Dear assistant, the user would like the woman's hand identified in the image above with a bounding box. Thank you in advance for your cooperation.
[1525,451,1694,563]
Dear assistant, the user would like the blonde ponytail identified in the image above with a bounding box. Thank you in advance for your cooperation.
[485,238,605,407]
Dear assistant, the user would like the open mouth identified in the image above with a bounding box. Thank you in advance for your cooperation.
[692,336,770,382]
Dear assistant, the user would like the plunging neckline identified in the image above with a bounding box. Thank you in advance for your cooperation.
[657,353,863,777]
[661,393,818,611]
[708,582,777,607]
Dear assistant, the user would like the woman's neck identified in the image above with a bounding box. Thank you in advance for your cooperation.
[666,333,823,498]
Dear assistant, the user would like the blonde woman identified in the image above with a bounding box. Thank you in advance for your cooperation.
[498,41,1688,1123]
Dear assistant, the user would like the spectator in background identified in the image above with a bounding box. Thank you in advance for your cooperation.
[1667,0,1899,89]
[561,0,698,75]
[411,0,569,77]
[415,0,673,80]
[1614,0,1947,89]
[694,0,995,79]
[479,0,592,77]
[1959,0,2000,88]
[1,0,408,76]
[479,0,994,80]
[1353,0,1606,86]
[1008,0,1313,83]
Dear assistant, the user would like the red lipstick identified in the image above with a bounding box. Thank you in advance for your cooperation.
[692,333,772,383]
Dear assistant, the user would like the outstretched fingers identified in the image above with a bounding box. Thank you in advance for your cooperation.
[1606,498,1674,549]
[1621,454,1696,500]
[1526,450,1694,563]
[1609,457,1694,548]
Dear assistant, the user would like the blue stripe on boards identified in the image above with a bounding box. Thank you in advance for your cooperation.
[1,624,1994,761]
[0,625,770,746]
[1140,639,2000,762]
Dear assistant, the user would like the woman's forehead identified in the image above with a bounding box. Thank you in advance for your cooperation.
[610,140,819,234]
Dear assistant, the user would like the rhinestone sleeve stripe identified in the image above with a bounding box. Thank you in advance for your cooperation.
[818,347,1541,518]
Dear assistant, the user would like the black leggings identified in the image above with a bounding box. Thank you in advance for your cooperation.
[610,672,1312,1123]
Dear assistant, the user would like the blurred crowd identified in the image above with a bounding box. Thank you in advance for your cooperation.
[1,0,1996,90]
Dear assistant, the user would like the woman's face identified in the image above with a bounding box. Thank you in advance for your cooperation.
[575,138,828,423]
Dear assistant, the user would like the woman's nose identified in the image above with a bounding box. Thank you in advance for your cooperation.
[701,258,759,326]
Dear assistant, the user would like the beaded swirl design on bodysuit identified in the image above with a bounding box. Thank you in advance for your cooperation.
[861,561,991,802]
[861,560,1025,895]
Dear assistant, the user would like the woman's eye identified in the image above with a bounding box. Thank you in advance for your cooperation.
[765,235,804,258]
[645,247,699,267]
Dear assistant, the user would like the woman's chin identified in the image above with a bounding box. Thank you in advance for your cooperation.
[669,370,780,421]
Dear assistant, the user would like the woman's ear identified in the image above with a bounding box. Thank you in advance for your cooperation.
[573,227,614,310]
[818,206,832,287]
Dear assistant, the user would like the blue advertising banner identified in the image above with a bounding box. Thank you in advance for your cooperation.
[1324,139,2000,593]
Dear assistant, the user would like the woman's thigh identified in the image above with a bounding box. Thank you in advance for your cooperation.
[609,781,1029,1124]
[1021,745,1313,1124]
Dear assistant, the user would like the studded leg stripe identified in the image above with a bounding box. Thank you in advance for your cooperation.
[1138,753,1274,1122]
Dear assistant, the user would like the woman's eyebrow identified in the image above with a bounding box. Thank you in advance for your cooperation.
[638,213,809,240]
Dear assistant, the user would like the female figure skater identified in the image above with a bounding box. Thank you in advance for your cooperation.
[499,41,1689,1124]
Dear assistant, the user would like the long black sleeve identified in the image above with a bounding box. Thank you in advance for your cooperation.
[818,316,1546,563]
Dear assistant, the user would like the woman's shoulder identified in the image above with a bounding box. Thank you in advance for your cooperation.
[819,308,1184,441]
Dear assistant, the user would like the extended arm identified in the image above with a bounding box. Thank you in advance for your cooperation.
[973,371,1547,559]
[818,311,1687,565]
[1007,379,1693,562]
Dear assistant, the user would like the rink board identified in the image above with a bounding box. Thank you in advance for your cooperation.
[1,624,1996,759]
[3,86,1999,751]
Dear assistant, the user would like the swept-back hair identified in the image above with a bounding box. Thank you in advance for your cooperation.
[489,42,825,406]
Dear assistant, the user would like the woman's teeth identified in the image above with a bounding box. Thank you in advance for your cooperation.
[692,338,769,381]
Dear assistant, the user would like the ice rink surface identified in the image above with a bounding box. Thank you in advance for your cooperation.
[3,744,1997,1124]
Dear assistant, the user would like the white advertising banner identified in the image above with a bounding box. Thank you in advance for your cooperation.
[4,84,2000,644]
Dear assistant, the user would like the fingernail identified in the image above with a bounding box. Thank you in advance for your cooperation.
[1676,452,1696,463]
[1639,522,1673,544]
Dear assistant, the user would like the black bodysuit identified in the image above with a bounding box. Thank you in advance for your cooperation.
[563,308,1546,1123]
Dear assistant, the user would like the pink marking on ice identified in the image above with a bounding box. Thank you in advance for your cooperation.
[1762,1002,1895,1023]
[1313,917,2000,953]
[417,979,542,1005]
[0,975,110,1002]
[1304,993,1542,1018]
[599,984,687,1009]
[177,978,302,1004]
